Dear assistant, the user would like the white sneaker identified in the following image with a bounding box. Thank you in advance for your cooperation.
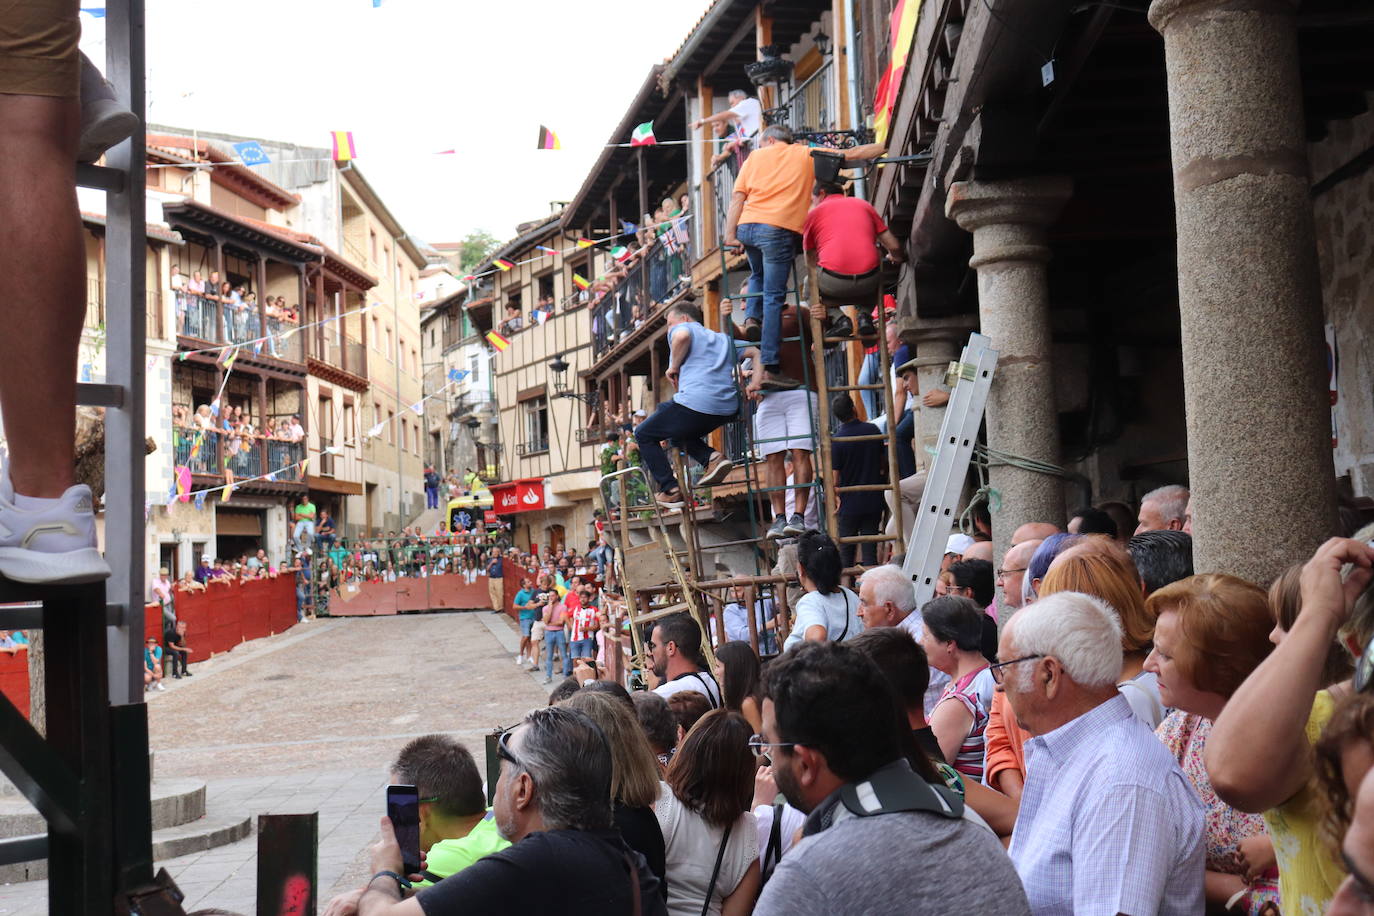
[0,471,110,584]
[155,682,166,691]
[515,655,525,665]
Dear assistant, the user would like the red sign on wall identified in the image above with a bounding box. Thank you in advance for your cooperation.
[490,478,546,514]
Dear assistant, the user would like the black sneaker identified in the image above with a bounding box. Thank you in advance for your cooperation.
[856,318,878,340]
[828,316,854,338]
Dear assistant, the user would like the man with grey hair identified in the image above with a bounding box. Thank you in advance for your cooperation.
[691,88,763,149]
[998,591,1204,915]
[857,563,949,712]
[1135,483,1190,534]
[351,706,665,915]
[996,539,1041,612]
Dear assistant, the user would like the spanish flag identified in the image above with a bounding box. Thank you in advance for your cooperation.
[486,330,511,351]
[576,238,594,249]
[572,273,591,291]
[331,130,357,162]
[494,258,515,271]
[536,125,560,150]
[872,0,921,145]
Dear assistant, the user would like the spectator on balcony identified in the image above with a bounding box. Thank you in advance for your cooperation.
[193,554,214,584]
[217,280,236,341]
[193,404,215,432]
[633,301,738,511]
[286,415,305,444]
[187,269,206,298]
[693,88,763,151]
[500,304,523,336]
[177,570,205,594]
[804,181,906,340]
[204,270,222,305]
[170,263,186,308]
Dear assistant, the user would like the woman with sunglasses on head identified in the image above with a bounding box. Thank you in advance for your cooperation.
[1142,574,1280,914]
[1207,532,1374,915]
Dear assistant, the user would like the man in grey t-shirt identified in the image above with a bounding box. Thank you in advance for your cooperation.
[754,642,1029,916]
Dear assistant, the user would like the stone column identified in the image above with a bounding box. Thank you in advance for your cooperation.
[947,177,1071,568]
[1150,0,1337,581]
[909,321,977,472]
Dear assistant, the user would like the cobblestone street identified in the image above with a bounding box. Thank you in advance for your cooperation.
[0,610,543,915]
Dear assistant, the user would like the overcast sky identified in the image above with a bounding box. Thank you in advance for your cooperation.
[79,0,708,245]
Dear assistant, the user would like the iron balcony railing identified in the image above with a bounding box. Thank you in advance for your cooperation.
[175,292,304,362]
[590,232,694,358]
[172,425,306,483]
[779,59,836,134]
[516,436,549,457]
[311,333,367,378]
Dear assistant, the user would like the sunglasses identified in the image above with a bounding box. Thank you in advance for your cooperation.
[496,728,522,769]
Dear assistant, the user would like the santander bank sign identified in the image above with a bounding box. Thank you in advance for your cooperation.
[491,478,546,514]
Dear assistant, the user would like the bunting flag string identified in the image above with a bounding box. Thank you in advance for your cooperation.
[462,213,695,287]
[166,300,383,362]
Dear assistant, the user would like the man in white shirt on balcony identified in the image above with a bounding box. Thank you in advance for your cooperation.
[693,89,763,150]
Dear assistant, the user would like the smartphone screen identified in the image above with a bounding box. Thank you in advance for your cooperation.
[386,784,422,875]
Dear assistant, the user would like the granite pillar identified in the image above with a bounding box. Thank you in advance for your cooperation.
[947,177,1071,568]
[1150,0,1337,581]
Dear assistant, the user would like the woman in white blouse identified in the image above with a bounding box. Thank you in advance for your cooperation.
[783,530,862,651]
[655,709,760,916]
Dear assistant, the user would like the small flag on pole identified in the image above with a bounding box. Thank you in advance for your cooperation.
[536,245,560,257]
[220,347,238,371]
[572,274,591,291]
[576,238,594,249]
[536,310,549,326]
[409,401,425,416]
[486,330,511,351]
[79,6,106,16]
[610,245,630,262]
[193,491,206,510]
[447,368,470,382]
[331,131,357,162]
[630,121,656,147]
[232,140,271,166]
[493,258,515,272]
[174,466,192,502]
[536,125,561,150]
[619,219,638,236]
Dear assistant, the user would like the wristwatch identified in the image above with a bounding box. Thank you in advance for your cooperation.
[370,869,412,891]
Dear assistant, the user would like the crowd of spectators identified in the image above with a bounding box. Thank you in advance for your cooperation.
[171,403,305,477]
[170,265,300,347]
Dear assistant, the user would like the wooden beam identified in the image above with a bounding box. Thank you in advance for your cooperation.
[702,13,757,85]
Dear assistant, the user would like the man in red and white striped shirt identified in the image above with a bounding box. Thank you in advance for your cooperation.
[566,577,599,663]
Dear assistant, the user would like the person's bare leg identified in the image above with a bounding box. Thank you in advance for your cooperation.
[791,448,814,522]
[0,94,82,497]
[766,452,786,519]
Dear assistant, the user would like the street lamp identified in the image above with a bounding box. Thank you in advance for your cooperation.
[813,28,832,57]
[547,353,599,407]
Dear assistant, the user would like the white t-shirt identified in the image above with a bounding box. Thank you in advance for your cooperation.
[730,97,763,140]
[656,790,758,916]
[1118,669,1166,729]
[654,669,722,708]
[784,587,863,651]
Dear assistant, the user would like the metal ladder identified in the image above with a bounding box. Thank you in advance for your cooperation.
[0,0,157,910]
[902,333,999,608]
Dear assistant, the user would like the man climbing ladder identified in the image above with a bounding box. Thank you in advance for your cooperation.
[633,300,739,510]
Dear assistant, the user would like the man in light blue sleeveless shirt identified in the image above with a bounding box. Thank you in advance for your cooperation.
[633,302,739,509]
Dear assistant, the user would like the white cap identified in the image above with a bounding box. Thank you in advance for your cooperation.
[634,409,647,418]
[944,533,974,556]
[202,555,212,562]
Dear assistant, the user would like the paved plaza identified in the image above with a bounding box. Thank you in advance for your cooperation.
[0,610,544,915]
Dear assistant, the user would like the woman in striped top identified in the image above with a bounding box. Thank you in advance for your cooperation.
[921,595,993,781]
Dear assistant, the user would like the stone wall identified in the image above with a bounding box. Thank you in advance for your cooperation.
[1311,94,1374,497]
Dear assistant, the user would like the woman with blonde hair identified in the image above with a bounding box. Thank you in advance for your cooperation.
[1040,534,1165,726]
[1143,573,1279,913]
[561,690,667,898]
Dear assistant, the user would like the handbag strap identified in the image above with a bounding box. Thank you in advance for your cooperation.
[622,851,642,916]
[701,821,734,916]
[761,801,785,884]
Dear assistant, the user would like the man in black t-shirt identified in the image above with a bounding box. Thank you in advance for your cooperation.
[163,619,191,678]
[344,706,664,916]
[830,394,887,569]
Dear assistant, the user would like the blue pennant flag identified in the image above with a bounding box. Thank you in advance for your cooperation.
[79,6,106,16]
[265,471,277,482]
[619,219,638,236]
[194,491,206,510]
[447,368,470,383]
[231,141,271,166]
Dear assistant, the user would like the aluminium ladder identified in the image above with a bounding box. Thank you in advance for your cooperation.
[0,0,160,911]
[902,333,999,609]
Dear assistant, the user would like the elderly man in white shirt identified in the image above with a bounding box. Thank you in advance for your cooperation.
[998,590,1204,915]
[856,563,949,712]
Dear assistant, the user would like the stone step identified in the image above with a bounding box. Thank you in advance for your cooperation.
[0,777,205,838]
[0,750,155,796]
[0,813,253,883]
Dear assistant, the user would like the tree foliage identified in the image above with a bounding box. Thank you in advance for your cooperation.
[458,230,501,272]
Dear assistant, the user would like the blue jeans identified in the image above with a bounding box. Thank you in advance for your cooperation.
[859,349,882,419]
[736,223,800,369]
[293,519,315,547]
[545,629,568,679]
[425,486,439,509]
[635,400,733,494]
[895,407,916,480]
[570,637,595,664]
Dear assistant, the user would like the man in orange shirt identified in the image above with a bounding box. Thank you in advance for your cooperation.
[722,124,884,387]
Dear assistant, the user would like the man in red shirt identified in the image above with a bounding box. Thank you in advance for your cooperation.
[802,181,905,339]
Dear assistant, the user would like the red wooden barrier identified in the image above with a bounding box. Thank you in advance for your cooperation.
[0,650,28,719]
[328,574,500,617]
